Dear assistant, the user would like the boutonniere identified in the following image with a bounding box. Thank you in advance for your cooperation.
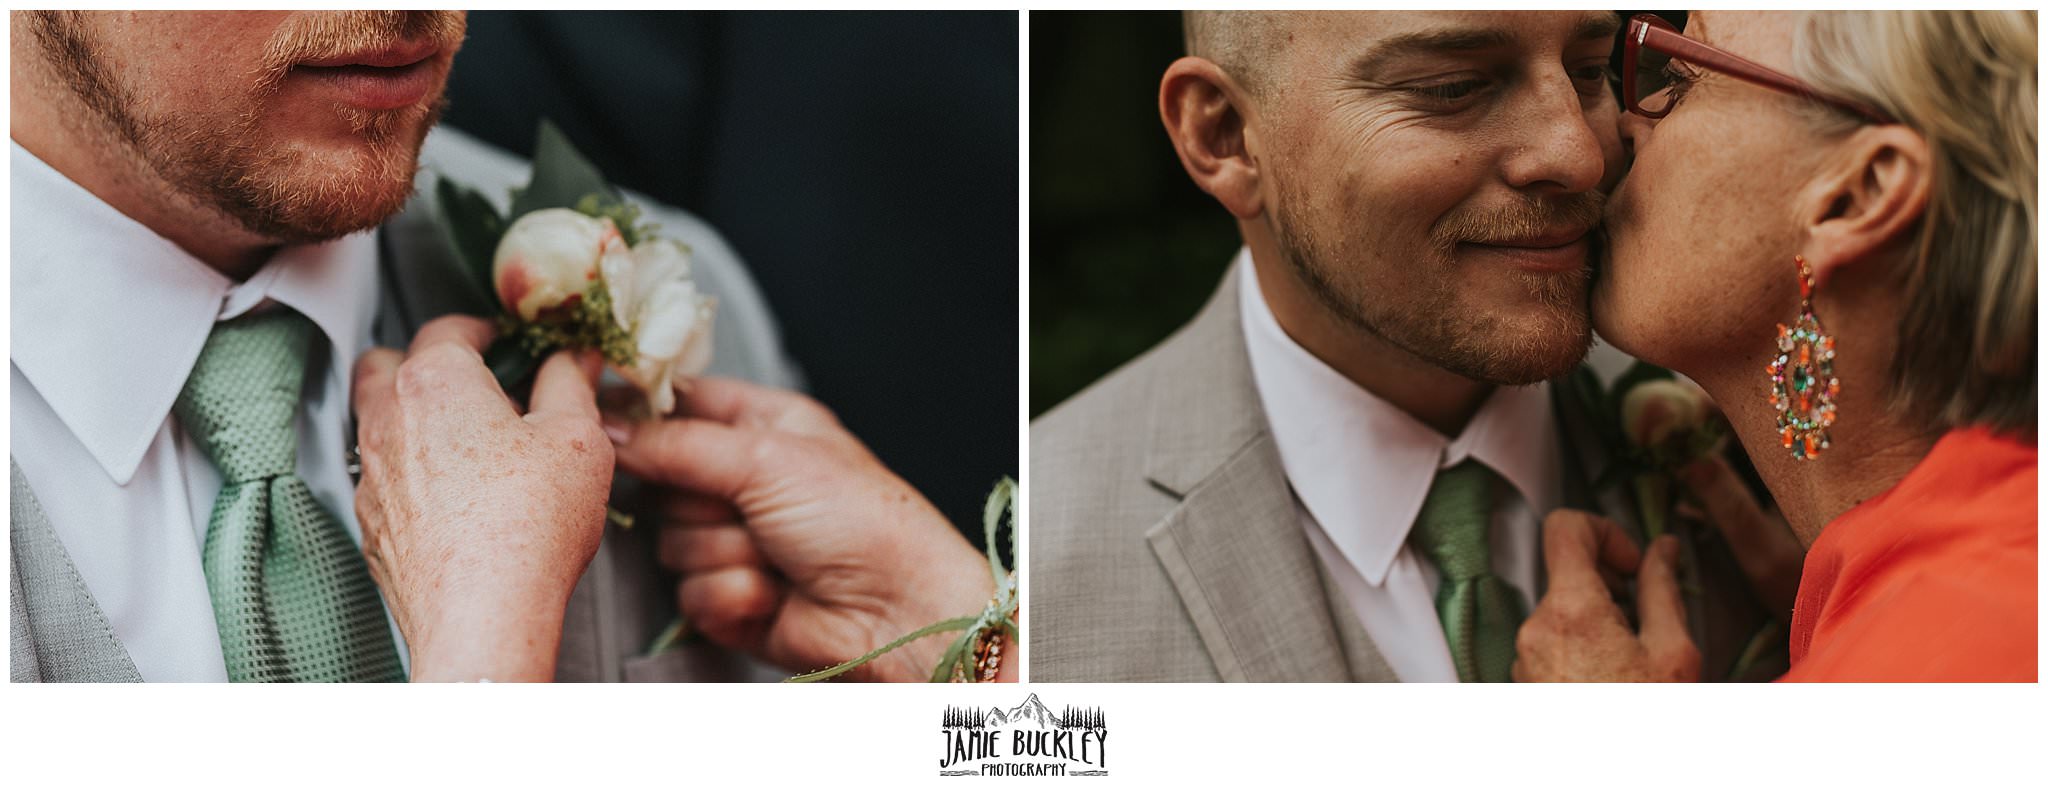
[432,120,716,416]
[1560,361,1728,541]
[1560,361,1790,681]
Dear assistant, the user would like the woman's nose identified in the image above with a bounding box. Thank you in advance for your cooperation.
[1618,107,1657,158]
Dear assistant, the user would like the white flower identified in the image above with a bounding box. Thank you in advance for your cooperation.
[601,236,717,415]
[491,208,622,321]
[1621,378,1709,450]
[493,207,716,414]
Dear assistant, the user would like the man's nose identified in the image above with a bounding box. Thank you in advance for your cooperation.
[1501,80,1607,196]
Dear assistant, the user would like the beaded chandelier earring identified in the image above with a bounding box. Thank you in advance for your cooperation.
[1767,255,1838,460]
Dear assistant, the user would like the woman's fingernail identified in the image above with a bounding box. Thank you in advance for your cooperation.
[602,418,632,445]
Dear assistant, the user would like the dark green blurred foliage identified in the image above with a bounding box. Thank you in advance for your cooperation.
[1030,12,1241,416]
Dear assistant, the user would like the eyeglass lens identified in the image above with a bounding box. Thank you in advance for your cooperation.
[1633,36,1676,113]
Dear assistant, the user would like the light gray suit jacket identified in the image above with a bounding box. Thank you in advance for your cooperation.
[11,126,800,682]
[1030,266,1397,682]
[1029,263,1774,682]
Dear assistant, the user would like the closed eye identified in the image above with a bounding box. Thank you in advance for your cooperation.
[1662,61,1700,104]
[1406,79,1490,103]
[1570,64,1614,97]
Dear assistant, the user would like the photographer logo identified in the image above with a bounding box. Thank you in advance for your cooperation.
[938,694,1108,777]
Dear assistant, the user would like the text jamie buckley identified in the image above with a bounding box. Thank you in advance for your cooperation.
[941,727,1108,770]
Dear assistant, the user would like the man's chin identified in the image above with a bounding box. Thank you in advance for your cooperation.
[216,121,435,242]
[1461,334,1592,385]
[1454,297,1594,385]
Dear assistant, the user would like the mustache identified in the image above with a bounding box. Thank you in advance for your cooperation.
[255,11,465,86]
[1430,192,1607,249]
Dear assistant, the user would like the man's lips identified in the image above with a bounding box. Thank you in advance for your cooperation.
[298,39,440,69]
[1458,228,1594,273]
[290,41,443,110]
[1475,227,1595,249]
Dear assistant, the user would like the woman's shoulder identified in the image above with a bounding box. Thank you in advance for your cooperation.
[1786,427,2036,682]
[1784,561,2036,681]
[1828,426,2035,544]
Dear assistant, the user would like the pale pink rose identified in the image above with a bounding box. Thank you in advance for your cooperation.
[492,208,717,414]
[491,208,628,321]
[1621,379,1708,450]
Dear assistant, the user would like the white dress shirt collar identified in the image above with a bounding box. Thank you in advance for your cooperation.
[1237,249,1561,586]
[9,142,379,486]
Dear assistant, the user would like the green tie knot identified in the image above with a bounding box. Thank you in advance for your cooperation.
[174,310,314,484]
[1410,459,1497,581]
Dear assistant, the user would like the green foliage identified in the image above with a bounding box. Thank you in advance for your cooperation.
[483,335,541,393]
[487,279,640,393]
[432,177,507,316]
[1029,12,1242,416]
[573,193,662,249]
[508,119,621,221]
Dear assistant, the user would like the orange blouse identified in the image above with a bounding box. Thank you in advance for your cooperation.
[1782,427,2037,682]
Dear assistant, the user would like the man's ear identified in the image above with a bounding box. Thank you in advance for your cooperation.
[1160,56,1262,219]
[1799,126,1932,289]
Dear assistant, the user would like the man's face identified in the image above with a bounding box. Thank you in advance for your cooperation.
[1251,11,1624,385]
[21,11,465,242]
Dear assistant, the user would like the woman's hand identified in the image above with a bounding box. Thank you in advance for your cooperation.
[1514,510,1700,682]
[1678,455,1806,613]
[606,377,1007,682]
[351,316,614,682]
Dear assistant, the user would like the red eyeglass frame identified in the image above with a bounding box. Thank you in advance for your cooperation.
[1621,13,1895,124]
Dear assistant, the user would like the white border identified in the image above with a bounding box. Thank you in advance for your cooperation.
[3,4,2043,791]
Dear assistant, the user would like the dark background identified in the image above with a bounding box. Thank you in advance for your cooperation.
[444,11,1018,547]
[1029,11,1235,417]
[1027,11,1683,417]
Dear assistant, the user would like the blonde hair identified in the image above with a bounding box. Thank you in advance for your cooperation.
[1791,10,2036,436]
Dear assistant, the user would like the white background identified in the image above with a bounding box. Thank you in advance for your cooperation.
[4,3,2044,791]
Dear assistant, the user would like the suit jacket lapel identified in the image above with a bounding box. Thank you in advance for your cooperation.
[1548,365,1644,533]
[1146,435,1357,681]
[373,200,486,347]
[1137,266,1374,682]
[10,459,143,682]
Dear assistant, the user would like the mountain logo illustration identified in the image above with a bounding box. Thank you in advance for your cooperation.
[1001,694,1059,729]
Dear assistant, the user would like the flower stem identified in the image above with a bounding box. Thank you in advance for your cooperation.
[1634,471,1672,541]
[784,616,980,683]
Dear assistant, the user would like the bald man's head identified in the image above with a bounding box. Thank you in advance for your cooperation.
[1182,10,1300,99]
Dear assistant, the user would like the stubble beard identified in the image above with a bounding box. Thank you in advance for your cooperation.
[1269,178,1599,386]
[23,11,460,244]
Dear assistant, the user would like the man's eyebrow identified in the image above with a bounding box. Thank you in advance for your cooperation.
[1349,13,1624,78]
[1574,13,1622,44]
[1350,27,1514,78]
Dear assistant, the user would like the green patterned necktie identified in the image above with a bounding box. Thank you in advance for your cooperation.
[174,310,405,683]
[1409,459,1526,683]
